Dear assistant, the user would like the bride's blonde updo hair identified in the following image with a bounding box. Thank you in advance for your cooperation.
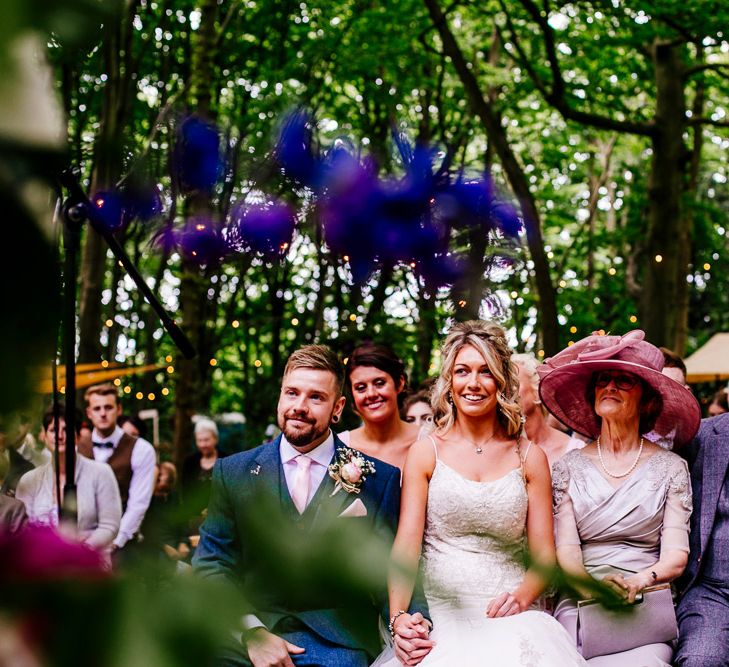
[431,320,522,437]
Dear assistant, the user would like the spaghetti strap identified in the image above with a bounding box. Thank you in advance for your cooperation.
[516,438,532,482]
[427,435,439,460]
[522,439,533,462]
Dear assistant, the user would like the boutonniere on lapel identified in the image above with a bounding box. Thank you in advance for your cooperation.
[328,447,376,496]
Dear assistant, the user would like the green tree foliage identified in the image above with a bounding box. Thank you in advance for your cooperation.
[45,0,727,450]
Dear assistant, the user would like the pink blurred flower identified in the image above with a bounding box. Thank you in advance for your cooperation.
[0,526,107,583]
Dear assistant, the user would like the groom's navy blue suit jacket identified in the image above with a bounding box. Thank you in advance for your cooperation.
[193,433,427,654]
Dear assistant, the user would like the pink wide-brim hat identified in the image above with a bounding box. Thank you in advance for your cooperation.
[537,330,701,447]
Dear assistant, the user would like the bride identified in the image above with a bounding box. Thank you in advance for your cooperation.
[374,321,586,666]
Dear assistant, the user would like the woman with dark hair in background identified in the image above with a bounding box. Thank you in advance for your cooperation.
[707,388,728,417]
[117,414,147,439]
[339,343,420,470]
[400,390,434,427]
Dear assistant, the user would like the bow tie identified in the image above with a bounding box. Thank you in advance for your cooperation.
[93,441,115,449]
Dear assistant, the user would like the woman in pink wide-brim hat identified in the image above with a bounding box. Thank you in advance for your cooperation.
[539,330,700,664]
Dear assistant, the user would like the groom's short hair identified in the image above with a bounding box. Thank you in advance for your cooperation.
[283,345,344,395]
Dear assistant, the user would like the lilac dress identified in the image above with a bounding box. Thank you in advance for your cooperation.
[552,448,692,665]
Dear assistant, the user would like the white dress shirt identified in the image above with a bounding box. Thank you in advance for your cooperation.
[92,425,156,548]
[241,432,335,633]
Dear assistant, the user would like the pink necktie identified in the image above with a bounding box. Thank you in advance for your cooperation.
[291,455,313,514]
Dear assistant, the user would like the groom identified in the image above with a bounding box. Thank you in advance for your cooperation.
[194,345,428,666]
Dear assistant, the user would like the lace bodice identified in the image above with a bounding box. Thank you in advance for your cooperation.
[421,459,529,611]
[552,448,692,576]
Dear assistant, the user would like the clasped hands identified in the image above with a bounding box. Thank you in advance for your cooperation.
[601,572,652,604]
[392,612,434,666]
[392,592,525,666]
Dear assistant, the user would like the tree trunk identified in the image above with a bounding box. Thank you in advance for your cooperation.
[413,285,438,386]
[363,263,394,334]
[639,40,687,348]
[78,5,134,364]
[674,74,704,356]
[173,0,219,465]
[423,0,559,354]
[451,226,488,321]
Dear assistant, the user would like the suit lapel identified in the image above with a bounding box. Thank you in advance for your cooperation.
[250,436,294,514]
[700,421,729,553]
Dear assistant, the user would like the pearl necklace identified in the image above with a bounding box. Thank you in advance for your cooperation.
[596,436,644,478]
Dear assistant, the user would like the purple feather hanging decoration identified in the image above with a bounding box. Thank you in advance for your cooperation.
[272,110,522,287]
[233,201,297,257]
[275,109,321,188]
[175,116,223,193]
[177,217,226,266]
[90,191,126,231]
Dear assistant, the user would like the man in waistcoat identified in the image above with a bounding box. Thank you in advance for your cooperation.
[675,412,729,666]
[78,383,155,555]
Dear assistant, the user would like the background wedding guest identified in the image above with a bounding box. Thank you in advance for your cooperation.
[400,391,434,427]
[15,404,121,566]
[142,461,189,564]
[541,330,700,664]
[0,419,34,497]
[15,414,50,468]
[0,494,27,535]
[339,343,420,470]
[644,347,690,449]
[707,388,728,417]
[77,383,156,558]
[675,412,729,667]
[513,353,584,466]
[181,418,224,535]
[660,347,689,387]
[118,414,147,440]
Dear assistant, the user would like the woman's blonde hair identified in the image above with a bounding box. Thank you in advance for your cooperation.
[431,321,522,437]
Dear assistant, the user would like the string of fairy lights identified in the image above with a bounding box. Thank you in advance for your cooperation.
[52,246,713,401]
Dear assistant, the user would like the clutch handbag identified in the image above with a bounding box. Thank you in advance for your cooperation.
[576,583,678,659]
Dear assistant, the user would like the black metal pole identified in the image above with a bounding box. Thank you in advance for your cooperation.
[60,199,85,520]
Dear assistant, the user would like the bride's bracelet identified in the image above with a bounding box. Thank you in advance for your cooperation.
[388,610,408,638]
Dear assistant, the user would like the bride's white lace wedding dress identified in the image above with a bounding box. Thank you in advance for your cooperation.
[372,438,586,666]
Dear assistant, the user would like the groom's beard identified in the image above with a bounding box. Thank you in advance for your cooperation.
[279,412,330,448]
